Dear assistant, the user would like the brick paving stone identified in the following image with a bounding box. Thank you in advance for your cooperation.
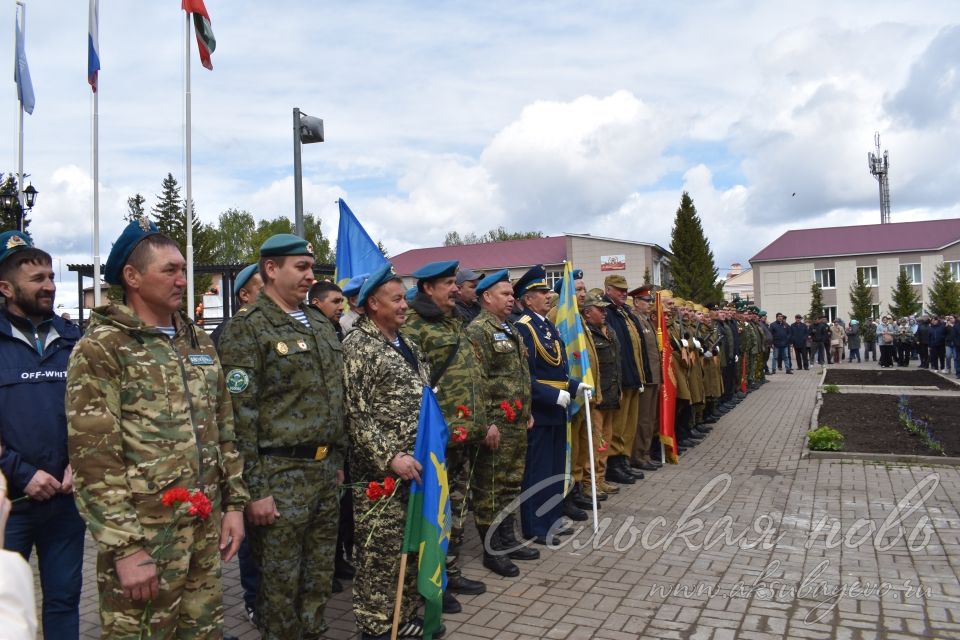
[30,362,960,638]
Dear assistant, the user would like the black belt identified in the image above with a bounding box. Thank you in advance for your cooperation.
[259,445,330,461]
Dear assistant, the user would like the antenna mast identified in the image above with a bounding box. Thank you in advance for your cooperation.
[868,132,891,224]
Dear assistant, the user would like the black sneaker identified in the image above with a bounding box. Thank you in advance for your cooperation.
[244,603,257,626]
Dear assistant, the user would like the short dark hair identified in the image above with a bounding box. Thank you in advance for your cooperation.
[309,280,341,303]
[122,234,181,290]
[257,256,288,284]
[0,247,53,286]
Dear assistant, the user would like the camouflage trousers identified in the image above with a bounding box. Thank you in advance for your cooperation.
[249,456,339,640]
[472,423,527,528]
[446,442,474,579]
[97,512,223,640]
[353,492,419,636]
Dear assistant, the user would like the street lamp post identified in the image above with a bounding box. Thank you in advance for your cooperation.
[292,107,324,237]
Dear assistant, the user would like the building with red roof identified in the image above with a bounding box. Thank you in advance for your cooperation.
[392,233,672,291]
[749,218,960,319]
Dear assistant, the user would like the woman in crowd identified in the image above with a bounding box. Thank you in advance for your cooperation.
[895,318,915,367]
[845,320,861,363]
[829,319,846,365]
[878,315,897,368]
[928,315,947,372]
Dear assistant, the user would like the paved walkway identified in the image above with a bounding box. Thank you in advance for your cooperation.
[40,362,960,639]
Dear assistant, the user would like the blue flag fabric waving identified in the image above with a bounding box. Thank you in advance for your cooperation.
[15,14,35,114]
[401,386,451,640]
[335,199,388,286]
[555,262,594,418]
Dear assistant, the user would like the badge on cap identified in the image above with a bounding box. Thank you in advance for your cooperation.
[6,234,26,250]
[276,342,289,355]
[138,216,152,232]
[306,242,314,255]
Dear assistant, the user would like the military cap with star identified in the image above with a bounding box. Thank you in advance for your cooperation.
[0,230,34,266]
[513,264,550,298]
[476,268,510,295]
[104,216,160,285]
[233,263,259,297]
[356,262,399,307]
[259,233,314,258]
[342,273,370,298]
[412,259,459,281]
[628,284,655,301]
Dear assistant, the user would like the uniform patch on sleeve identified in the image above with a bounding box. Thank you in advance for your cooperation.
[226,369,250,393]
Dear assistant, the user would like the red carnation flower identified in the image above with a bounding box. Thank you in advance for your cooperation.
[366,481,384,501]
[383,477,397,497]
[452,425,468,442]
[514,400,522,410]
[162,487,191,507]
[455,405,472,419]
[187,491,212,520]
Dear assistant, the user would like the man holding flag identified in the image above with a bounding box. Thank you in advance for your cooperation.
[342,264,446,640]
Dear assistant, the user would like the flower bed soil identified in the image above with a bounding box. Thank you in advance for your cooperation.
[823,368,957,390]
[816,393,960,456]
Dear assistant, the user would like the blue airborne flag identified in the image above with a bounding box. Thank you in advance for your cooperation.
[15,13,35,114]
[401,386,451,640]
[335,199,388,287]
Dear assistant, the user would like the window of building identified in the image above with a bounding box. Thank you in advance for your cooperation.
[948,261,960,282]
[824,306,838,322]
[856,266,878,287]
[871,304,881,319]
[545,269,563,290]
[814,268,836,289]
[653,260,663,286]
[900,263,922,285]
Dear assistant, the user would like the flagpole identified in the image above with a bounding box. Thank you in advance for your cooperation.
[390,553,409,640]
[184,12,195,320]
[583,390,599,533]
[15,1,25,229]
[92,89,101,306]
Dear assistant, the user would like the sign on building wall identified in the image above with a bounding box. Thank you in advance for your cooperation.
[601,254,626,271]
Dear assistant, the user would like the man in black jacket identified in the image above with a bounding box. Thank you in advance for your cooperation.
[790,314,809,370]
[769,313,793,373]
[812,316,831,365]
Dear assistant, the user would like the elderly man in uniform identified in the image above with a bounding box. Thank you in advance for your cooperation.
[0,231,86,638]
[218,234,346,640]
[628,285,663,472]
[463,269,536,576]
[341,264,445,640]
[403,259,487,612]
[67,218,249,639]
[514,265,588,545]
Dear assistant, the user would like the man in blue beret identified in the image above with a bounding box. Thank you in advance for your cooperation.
[463,269,537,577]
[66,218,249,639]
[403,260,489,607]
[514,265,591,544]
[0,230,86,638]
[340,272,369,335]
[218,233,346,640]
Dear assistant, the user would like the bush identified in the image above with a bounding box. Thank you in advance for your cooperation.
[808,426,844,451]
[822,384,840,394]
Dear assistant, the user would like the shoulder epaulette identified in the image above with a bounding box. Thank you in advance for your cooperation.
[518,315,532,325]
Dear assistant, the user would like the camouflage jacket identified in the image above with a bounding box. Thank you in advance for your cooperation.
[66,304,249,558]
[218,293,346,502]
[463,309,532,431]
[342,315,430,484]
[404,294,487,441]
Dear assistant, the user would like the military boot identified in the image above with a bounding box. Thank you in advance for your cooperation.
[499,514,539,561]
[479,527,520,577]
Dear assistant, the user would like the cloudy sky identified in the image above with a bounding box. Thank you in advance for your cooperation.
[5,1,960,308]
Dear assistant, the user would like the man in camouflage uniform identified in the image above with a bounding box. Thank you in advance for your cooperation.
[464,269,536,577]
[402,259,487,611]
[66,219,249,639]
[218,234,346,640]
[341,264,442,640]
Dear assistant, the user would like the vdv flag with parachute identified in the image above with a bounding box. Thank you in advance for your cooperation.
[554,261,594,491]
[335,199,389,287]
[401,386,451,640]
[14,13,35,114]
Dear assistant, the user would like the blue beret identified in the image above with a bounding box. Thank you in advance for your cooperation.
[513,264,549,298]
[412,259,459,281]
[0,230,34,266]
[260,233,314,258]
[356,263,399,307]
[342,272,370,298]
[476,268,510,295]
[104,217,160,285]
[552,279,563,294]
[234,264,259,297]
[572,268,583,280]
[405,286,417,302]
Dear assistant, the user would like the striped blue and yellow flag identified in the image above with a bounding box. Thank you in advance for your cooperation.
[554,261,595,491]
[335,199,388,287]
[401,386,451,640]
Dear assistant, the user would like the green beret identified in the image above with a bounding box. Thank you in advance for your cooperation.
[104,217,160,285]
[260,233,314,258]
[234,264,259,297]
[0,230,33,267]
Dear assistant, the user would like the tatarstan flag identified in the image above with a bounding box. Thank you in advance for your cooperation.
[182,0,215,70]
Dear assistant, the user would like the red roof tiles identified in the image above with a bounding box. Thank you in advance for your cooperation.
[750,218,960,262]
[391,236,567,275]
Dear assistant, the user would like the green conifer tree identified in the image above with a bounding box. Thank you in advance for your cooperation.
[0,174,29,233]
[928,262,960,317]
[848,270,873,323]
[668,191,722,304]
[888,269,922,318]
[809,282,825,320]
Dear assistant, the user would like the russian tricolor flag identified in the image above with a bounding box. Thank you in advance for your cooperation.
[88,0,100,92]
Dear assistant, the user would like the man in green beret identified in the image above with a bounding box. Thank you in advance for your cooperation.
[218,233,347,640]
[66,218,249,639]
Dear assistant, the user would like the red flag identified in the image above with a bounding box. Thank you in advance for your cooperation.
[740,354,748,393]
[182,0,216,70]
[656,292,679,464]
